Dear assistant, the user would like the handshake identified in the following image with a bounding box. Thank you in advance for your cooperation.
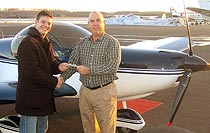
[56,77,64,88]
[55,62,91,88]
[55,62,69,88]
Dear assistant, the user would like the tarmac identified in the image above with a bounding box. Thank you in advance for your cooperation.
[0,23,210,133]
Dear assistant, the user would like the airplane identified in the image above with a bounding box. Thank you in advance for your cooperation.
[0,21,210,133]
[170,6,206,26]
[170,7,186,26]
[170,3,210,26]
[186,0,210,25]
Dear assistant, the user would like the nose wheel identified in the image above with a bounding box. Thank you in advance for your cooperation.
[116,101,145,133]
[117,127,137,133]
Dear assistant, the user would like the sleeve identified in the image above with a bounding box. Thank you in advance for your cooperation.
[90,38,121,75]
[18,39,58,89]
[49,43,61,74]
[60,41,81,81]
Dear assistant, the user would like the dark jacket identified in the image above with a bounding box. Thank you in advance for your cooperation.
[15,27,61,116]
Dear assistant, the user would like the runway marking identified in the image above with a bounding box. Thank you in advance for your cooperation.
[117,99,162,114]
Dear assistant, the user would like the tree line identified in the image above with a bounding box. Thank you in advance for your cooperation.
[0,8,169,18]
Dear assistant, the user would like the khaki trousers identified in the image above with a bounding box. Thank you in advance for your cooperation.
[79,82,117,133]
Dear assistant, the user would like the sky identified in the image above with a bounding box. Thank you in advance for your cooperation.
[0,0,199,12]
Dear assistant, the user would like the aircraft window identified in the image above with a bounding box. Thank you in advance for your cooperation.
[49,22,91,48]
[48,32,64,48]
[51,40,63,59]
[11,22,90,60]
[47,33,65,60]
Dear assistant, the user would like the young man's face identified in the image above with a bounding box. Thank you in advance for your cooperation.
[35,16,52,38]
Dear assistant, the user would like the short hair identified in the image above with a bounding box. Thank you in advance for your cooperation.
[88,11,104,21]
[36,10,53,20]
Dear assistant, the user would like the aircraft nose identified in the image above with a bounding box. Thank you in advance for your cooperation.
[184,55,209,72]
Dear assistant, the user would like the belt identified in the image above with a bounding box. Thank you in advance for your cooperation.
[86,81,113,90]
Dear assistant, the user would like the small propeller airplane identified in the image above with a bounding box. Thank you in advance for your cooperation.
[0,19,210,133]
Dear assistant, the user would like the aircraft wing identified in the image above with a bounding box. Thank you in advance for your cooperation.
[187,7,210,17]
[125,37,195,51]
[0,81,77,105]
[0,82,17,104]
[0,37,15,59]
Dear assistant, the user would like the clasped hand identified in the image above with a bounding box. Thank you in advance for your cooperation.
[56,64,90,88]
[76,65,90,75]
[56,77,64,88]
[58,62,69,72]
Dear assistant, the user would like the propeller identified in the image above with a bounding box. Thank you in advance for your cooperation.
[167,0,194,126]
[167,70,191,126]
[166,8,210,125]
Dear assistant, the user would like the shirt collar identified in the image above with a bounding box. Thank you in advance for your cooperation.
[89,33,105,42]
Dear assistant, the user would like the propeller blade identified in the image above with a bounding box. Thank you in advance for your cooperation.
[167,70,191,126]
[183,0,193,56]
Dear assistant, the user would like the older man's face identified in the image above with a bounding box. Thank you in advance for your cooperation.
[88,12,105,36]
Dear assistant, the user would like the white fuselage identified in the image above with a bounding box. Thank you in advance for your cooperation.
[0,59,184,102]
[64,68,184,101]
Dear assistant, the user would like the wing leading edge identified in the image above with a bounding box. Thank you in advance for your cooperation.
[125,37,195,51]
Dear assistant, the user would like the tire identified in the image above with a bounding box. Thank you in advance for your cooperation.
[116,127,137,133]
[116,109,140,133]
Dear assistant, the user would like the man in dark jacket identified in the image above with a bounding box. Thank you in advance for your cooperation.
[15,10,68,133]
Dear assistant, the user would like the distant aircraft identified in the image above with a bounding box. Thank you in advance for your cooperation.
[0,22,210,133]
[186,0,210,25]
[170,5,209,26]
[170,7,186,25]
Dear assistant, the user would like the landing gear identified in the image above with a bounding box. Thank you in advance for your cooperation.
[117,126,137,133]
[0,115,20,133]
[116,101,145,133]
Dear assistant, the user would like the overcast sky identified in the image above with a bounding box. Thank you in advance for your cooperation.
[0,0,199,12]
